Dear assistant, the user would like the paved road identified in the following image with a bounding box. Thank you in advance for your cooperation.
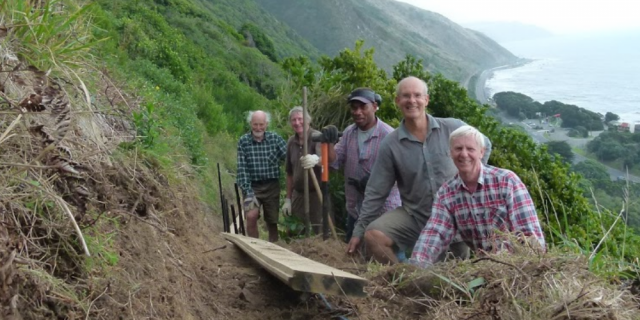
[499,115,640,183]
[474,69,492,103]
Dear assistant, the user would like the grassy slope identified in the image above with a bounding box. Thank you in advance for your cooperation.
[254,0,517,81]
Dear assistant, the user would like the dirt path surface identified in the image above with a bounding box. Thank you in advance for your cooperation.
[97,207,330,320]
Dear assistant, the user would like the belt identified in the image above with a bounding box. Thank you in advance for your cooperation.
[252,178,279,186]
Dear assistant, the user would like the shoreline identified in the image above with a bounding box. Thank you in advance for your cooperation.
[472,58,534,104]
[472,62,640,183]
[474,59,640,124]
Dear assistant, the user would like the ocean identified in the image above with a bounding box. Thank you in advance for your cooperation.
[485,32,640,124]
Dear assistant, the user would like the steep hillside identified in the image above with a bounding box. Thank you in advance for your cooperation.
[190,0,322,61]
[254,0,517,81]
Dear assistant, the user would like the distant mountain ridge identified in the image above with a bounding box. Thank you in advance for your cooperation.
[254,0,517,82]
[464,21,554,43]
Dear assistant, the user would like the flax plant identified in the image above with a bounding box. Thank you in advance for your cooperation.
[1,0,100,70]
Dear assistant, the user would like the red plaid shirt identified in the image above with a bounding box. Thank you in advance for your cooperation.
[410,165,545,267]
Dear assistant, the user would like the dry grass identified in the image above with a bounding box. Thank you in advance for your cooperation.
[373,246,638,319]
[288,237,640,320]
[0,7,156,318]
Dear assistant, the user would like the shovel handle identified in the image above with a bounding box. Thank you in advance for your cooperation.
[321,143,329,182]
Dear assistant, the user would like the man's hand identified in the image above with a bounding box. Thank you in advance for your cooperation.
[300,154,320,169]
[346,237,361,254]
[243,196,259,212]
[321,125,339,144]
[281,198,291,216]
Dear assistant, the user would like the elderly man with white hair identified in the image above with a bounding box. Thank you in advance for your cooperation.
[283,106,324,234]
[410,125,546,268]
[236,110,287,242]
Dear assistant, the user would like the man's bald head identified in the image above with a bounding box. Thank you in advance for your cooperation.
[247,110,271,124]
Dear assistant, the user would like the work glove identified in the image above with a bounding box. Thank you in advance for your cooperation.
[243,196,259,212]
[321,125,340,144]
[281,198,292,216]
[300,154,320,169]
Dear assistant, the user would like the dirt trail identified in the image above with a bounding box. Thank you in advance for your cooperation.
[97,204,332,320]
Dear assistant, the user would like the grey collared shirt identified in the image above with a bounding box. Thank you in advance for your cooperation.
[352,114,492,239]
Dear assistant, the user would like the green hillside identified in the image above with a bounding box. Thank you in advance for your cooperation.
[254,0,517,81]
[2,0,639,319]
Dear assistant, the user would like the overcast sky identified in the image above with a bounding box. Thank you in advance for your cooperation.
[396,0,640,35]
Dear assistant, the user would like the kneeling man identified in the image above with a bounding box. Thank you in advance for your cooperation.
[410,125,545,267]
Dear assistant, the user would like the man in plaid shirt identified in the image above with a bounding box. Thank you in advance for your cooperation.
[326,88,402,242]
[410,125,545,267]
[237,110,287,242]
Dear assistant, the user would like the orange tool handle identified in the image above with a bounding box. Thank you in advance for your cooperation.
[321,143,329,182]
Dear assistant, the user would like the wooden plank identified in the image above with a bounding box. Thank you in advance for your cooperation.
[223,233,368,297]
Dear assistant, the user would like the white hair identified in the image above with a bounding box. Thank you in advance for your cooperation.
[288,106,312,123]
[396,76,429,96]
[449,125,485,149]
[246,110,271,124]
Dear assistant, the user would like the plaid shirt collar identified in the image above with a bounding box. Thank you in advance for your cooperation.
[248,131,273,144]
[454,164,486,192]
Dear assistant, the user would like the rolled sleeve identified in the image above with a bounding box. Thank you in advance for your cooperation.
[410,190,456,267]
[507,174,546,249]
[331,135,346,170]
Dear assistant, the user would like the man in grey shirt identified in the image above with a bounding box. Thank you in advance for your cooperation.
[346,76,492,264]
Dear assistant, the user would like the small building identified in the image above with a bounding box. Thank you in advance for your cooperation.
[619,122,630,132]
[607,120,639,133]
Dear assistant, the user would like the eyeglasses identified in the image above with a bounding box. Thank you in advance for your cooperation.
[399,93,427,101]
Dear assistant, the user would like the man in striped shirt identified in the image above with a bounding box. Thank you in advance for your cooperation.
[236,110,287,242]
[410,125,546,267]
[326,88,402,242]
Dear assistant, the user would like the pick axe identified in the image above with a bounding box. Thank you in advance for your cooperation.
[310,131,341,240]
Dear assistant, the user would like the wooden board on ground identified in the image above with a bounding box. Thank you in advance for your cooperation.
[223,232,368,297]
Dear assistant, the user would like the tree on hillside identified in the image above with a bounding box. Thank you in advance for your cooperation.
[281,55,317,87]
[392,54,431,83]
[587,131,639,164]
[597,142,626,161]
[545,141,574,163]
[543,100,604,131]
[318,40,398,124]
[240,23,278,62]
[568,126,588,138]
[493,91,537,118]
[572,160,610,181]
[605,112,620,123]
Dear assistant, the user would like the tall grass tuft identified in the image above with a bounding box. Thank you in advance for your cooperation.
[1,0,102,70]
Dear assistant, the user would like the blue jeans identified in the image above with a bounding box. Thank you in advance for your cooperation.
[396,250,407,262]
